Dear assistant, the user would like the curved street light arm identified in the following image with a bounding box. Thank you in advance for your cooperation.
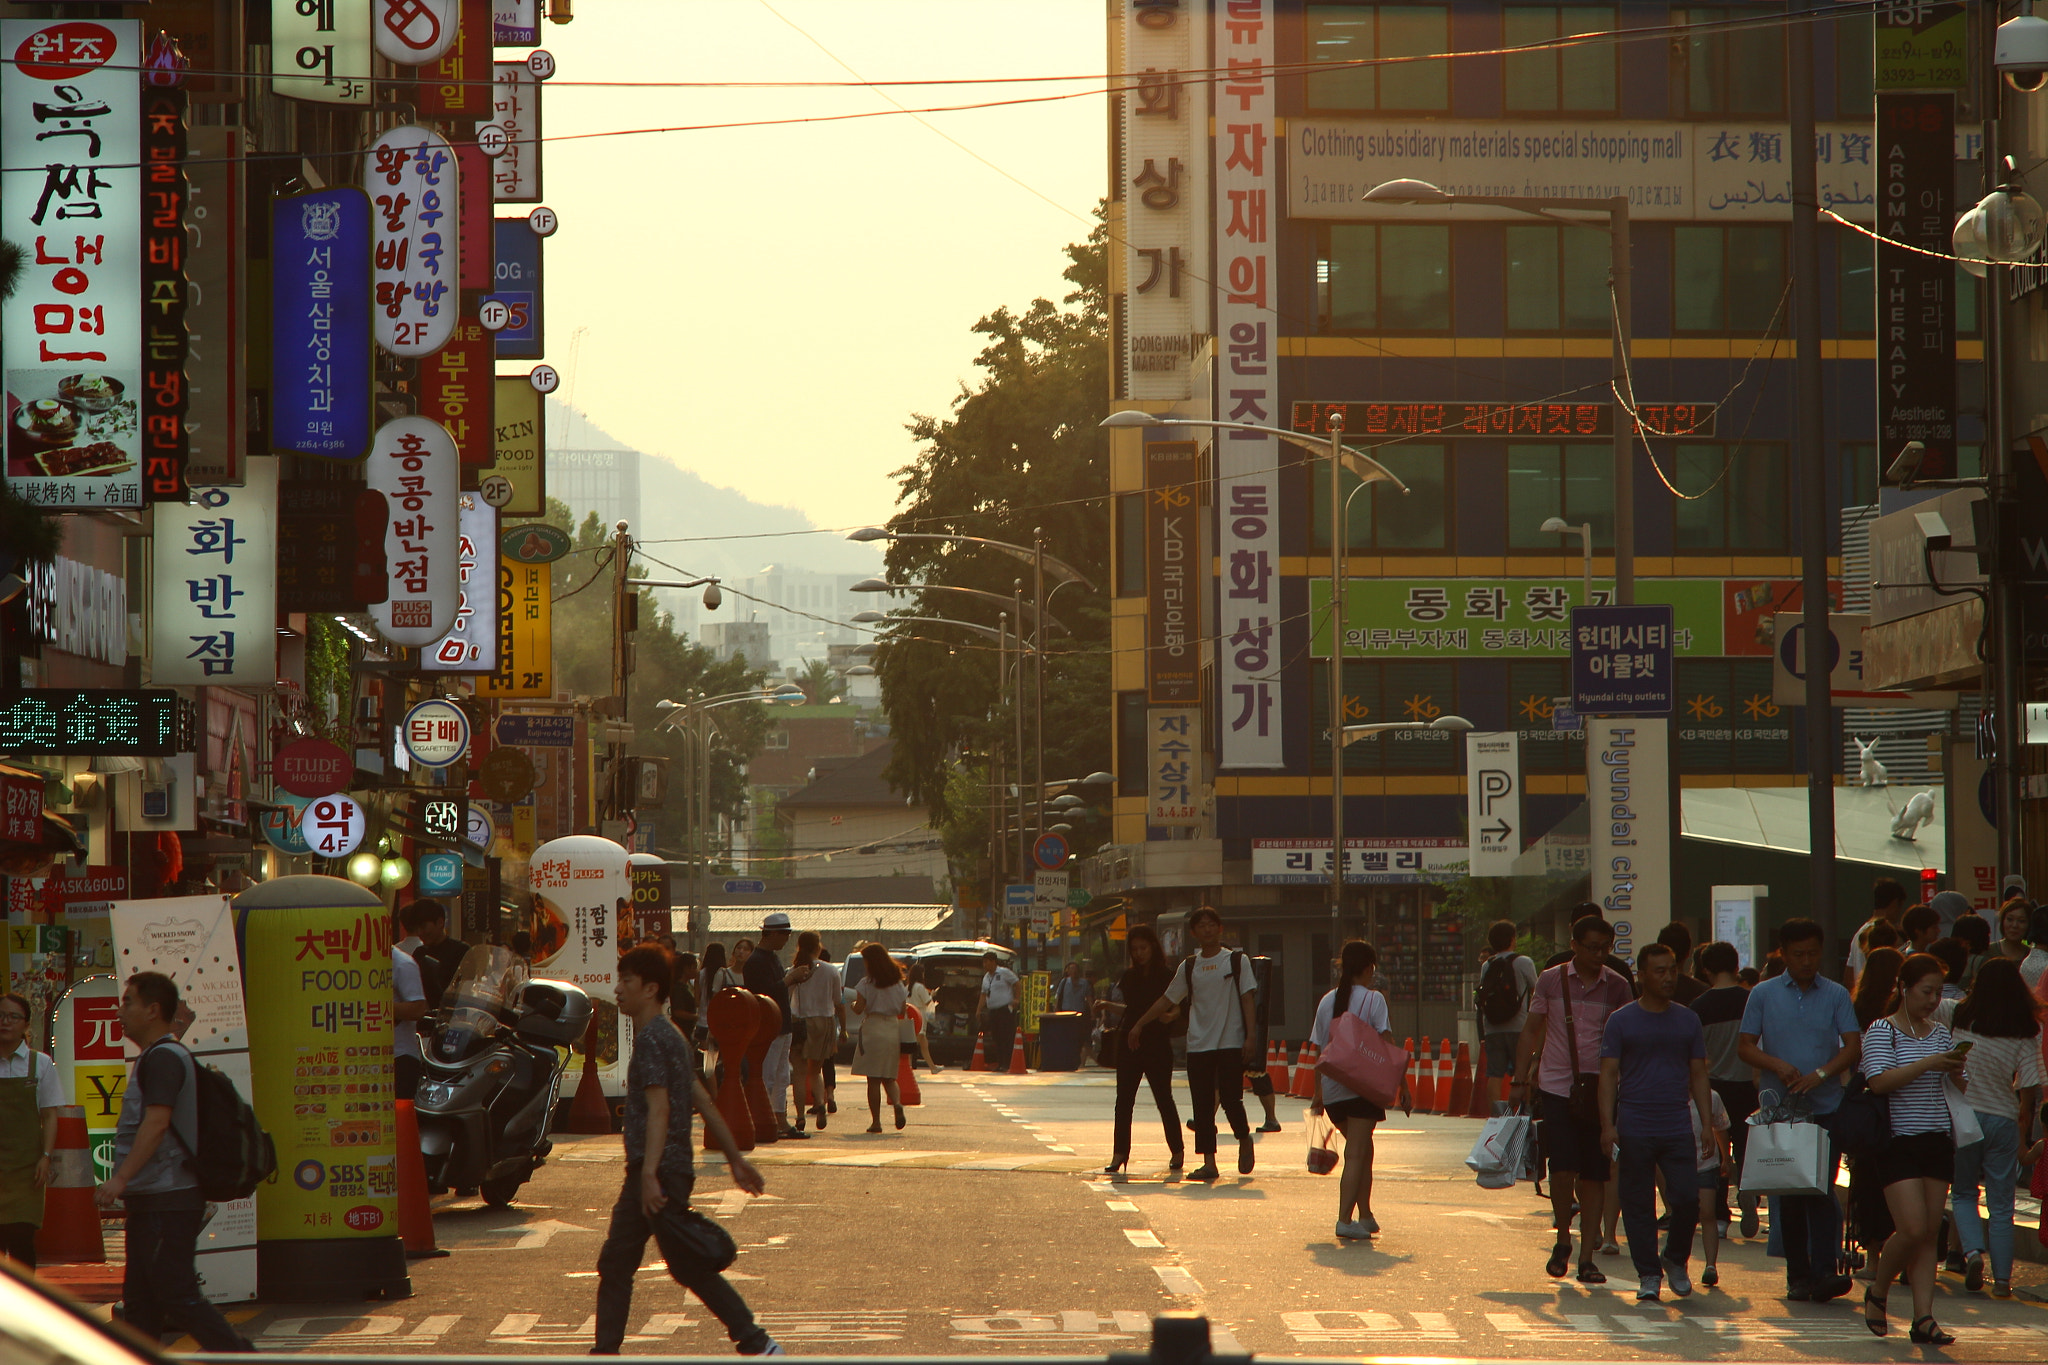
[847,528,1095,591]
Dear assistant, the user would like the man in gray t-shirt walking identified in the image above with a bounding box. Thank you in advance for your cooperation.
[95,973,250,1352]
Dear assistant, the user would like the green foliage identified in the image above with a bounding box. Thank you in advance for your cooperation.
[874,211,1112,850]
[796,657,843,703]
[303,615,352,743]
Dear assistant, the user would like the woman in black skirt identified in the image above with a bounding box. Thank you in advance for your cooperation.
[1311,940,1407,1242]
[1860,952,1968,1344]
[1098,926,1183,1175]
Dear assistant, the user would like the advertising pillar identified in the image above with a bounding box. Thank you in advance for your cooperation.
[1587,717,1672,965]
[530,836,627,1082]
[233,876,408,1301]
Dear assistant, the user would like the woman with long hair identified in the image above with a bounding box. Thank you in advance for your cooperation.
[851,942,908,1132]
[1947,956,2045,1298]
[670,950,700,1034]
[904,961,940,1073]
[1860,953,1968,1344]
[1852,947,1905,1031]
[1098,925,1183,1176]
[1311,940,1402,1240]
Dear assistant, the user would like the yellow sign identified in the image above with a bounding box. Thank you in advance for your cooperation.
[489,378,544,517]
[1021,971,1050,1034]
[478,561,551,698]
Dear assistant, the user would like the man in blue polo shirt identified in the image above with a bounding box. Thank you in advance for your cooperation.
[1737,917,1861,1302]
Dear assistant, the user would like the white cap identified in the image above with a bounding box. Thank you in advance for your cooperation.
[761,911,792,931]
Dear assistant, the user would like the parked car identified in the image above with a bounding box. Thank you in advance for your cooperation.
[835,939,1019,1065]
[1,1258,165,1365]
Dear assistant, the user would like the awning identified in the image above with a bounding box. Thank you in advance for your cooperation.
[700,905,953,936]
[1680,784,1943,872]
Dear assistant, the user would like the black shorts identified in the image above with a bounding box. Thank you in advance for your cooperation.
[1877,1129,1955,1186]
[1325,1096,1385,1126]
[1538,1088,1612,1181]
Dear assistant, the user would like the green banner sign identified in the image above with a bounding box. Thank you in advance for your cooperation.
[1308,578,1727,659]
[1875,2,1968,92]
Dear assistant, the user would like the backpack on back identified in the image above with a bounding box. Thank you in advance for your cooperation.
[1476,953,1526,1028]
[168,1043,278,1201]
[1174,949,1245,1038]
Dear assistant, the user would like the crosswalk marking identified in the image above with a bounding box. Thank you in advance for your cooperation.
[1123,1229,1163,1247]
[1152,1265,1202,1295]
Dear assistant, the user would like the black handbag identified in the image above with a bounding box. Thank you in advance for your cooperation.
[652,1201,737,1272]
[1833,1069,1891,1156]
[1557,965,1603,1127]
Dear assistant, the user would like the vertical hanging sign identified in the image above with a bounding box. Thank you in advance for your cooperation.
[148,456,280,686]
[364,126,460,359]
[183,128,247,487]
[423,493,500,673]
[1874,90,1957,488]
[477,559,550,698]
[271,188,376,459]
[491,62,543,202]
[1145,439,1201,702]
[2,19,145,510]
[366,416,461,646]
[414,0,490,118]
[1120,0,1203,400]
[1212,0,1282,768]
[418,317,494,466]
[484,375,544,515]
[140,85,191,502]
[491,217,544,359]
[270,0,371,105]
[1148,707,1201,827]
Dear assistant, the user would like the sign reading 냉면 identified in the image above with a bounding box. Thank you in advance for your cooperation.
[423,494,500,673]
[270,0,371,105]
[148,458,279,686]
[364,126,459,358]
[366,416,461,646]
[375,0,459,66]
[271,189,375,459]
[3,19,144,510]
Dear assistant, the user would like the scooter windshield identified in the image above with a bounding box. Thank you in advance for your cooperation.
[432,945,531,1063]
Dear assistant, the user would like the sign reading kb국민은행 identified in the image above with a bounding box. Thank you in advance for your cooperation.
[1145,441,1201,703]
[3,19,144,509]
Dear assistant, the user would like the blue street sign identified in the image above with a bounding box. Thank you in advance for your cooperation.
[1004,884,1033,914]
[494,713,575,747]
[1032,831,1068,870]
[722,878,766,894]
[491,218,544,359]
[1550,697,1582,733]
[1570,604,1676,716]
[271,189,374,459]
[419,849,464,895]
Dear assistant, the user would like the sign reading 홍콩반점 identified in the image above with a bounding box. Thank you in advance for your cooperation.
[3,19,144,509]
[367,416,461,646]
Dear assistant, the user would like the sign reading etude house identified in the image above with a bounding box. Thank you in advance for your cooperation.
[364,125,459,358]
[1146,440,1201,703]
[1292,401,1717,440]
[1876,91,1958,486]
[271,188,374,459]
[3,19,144,510]
[270,0,371,105]
[366,416,461,646]
[149,458,279,686]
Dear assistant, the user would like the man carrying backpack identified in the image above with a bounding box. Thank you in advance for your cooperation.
[1477,920,1536,1093]
[95,973,253,1353]
[1128,907,1258,1181]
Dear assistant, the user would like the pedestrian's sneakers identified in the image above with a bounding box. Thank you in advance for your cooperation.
[1335,1220,1373,1240]
[1660,1256,1692,1297]
[1738,1201,1760,1239]
[1701,1264,1719,1288]
[1637,1275,1661,1303]
[749,1339,786,1356]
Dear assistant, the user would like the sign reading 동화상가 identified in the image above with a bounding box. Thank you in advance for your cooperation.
[2,19,143,510]
[364,125,460,358]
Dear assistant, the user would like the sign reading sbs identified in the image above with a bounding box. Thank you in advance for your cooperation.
[484,375,544,515]
[271,189,375,459]
[1211,0,1282,769]
[422,494,501,673]
[1145,440,1201,703]
[1119,0,1202,400]
[271,0,371,105]
[364,126,460,359]
[3,19,144,510]
[477,560,550,698]
[366,416,461,646]
[149,457,279,686]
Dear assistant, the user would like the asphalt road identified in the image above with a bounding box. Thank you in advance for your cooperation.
[185,1069,2048,1359]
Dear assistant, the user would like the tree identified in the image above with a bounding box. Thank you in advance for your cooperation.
[872,212,1113,892]
[796,657,843,704]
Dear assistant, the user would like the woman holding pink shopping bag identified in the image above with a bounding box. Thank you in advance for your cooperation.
[1311,941,1411,1241]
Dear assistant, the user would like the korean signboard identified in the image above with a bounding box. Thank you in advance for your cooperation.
[149,457,279,686]
[1145,439,1200,702]
[271,0,371,105]
[1251,838,1469,886]
[477,560,551,698]
[1876,92,1957,485]
[629,854,671,942]
[414,0,490,118]
[494,0,540,46]
[301,794,367,857]
[140,86,190,502]
[492,62,543,202]
[182,127,247,488]
[278,481,388,611]
[491,217,545,358]
[1770,612,1960,709]
[484,375,544,515]
[423,494,500,673]
[1119,0,1203,400]
[399,698,471,768]
[1587,717,1671,963]
[1875,1,1968,91]
[455,143,495,290]
[366,416,461,647]
[1211,0,1281,770]
[528,835,626,999]
[271,188,374,459]
[3,19,144,510]
[364,125,460,359]
[1570,604,1676,715]
[1147,706,1200,828]
[418,317,494,466]
[1465,731,1520,877]
[1312,578,1714,659]
[1293,400,1717,440]
[375,0,459,65]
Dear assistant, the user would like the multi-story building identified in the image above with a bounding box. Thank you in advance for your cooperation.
[1094,3,1973,1038]
[734,565,871,668]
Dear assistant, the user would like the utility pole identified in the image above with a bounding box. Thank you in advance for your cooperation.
[1789,5,1835,931]
[607,519,634,826]
[1984,10,2023,879]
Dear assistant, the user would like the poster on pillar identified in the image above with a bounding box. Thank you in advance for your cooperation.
[1465,731,1520,878]
[1586,716,1670,964]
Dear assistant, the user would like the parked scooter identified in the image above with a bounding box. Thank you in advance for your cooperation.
[414,944,589,1206]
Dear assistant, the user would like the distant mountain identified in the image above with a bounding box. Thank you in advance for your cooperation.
[544,398,883,582]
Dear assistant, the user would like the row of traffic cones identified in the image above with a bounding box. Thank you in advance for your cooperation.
[965,1029,1031,1074]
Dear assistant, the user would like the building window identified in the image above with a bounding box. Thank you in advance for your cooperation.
[1115,492,1145,597]
[1672,225,1786,332]
[764,728,790,750]
[1316,224,1451,332]
[1669,443,1789,550]
[1839,238,1980,337]
[1117,691,1147,798]
[1313,660,1460,774]
[1306,3,1450,113]
[1505,224,1611,332]
[1504,5,1617,112]
[1677,658,1793,773]
[1675,5,1785,116]
[1506,443,1614,551]
[1310,443,1449,552]
[1835,11,1874,118]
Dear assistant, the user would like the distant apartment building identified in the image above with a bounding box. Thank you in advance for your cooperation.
[699,620,773,671]
[735,565,870,666]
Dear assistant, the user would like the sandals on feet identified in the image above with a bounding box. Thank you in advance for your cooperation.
[1545,1240,1571,1279]
[1862,1288,1887,1337]
[1908,1316,1953,1346]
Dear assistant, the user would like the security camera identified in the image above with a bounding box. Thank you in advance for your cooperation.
[1997,15,2048,93]
[1886,441,1927,488]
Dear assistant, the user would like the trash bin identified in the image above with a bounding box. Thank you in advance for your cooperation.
[1036,1011,1087,1071]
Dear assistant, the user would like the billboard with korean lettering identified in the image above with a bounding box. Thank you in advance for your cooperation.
[271,0,371,105]
[494,0,539,46]
[366,416,461,646]
[418,316,493,465]
[491,217,544,358]
[3,19,144,510]
[476,559,550,697]
[422,493,500,673]
[140,86,190,502]
[1310,577,1723,659]
[1119,0,1203,400]
[491,62,542,202]
[527,836,624,1000]
[1147,706,1200,827]
[149,456,279,685]
[364,126,459,358]
[1570,605,1677,716]
[1145,439,1200,702]
[414,0,490,118]
[272,189,375,459]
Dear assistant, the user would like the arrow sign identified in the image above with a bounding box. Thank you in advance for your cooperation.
[1465,731,1520,878]
[484,1218,592,1250]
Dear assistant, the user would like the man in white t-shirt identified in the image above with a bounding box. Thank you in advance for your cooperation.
[392,944,429,1101]
[976,953,1021,1066]
[1128,907,1258,1181]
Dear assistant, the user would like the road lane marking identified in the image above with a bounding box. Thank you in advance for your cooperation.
[1152,1265,1202,1295]
[1106,1200,1139,1211]
[1123,1229,1163,1247]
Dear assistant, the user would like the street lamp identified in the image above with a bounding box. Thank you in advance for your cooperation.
[1540,517,1594,604]
[655,687,804,945]
[852,576,1071,634]
[849,610,1007,645]
[1363,177,1634,604]
[1100,409,1409,942]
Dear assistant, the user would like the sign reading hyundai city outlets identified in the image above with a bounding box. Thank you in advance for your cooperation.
[1570,605,1676,716]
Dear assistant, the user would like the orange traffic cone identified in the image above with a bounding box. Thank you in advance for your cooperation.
[896,1005,923,1105]
[1446,1042,1474,1117]
[567,1016,611,1133]
[1008,1029,1028,1074]
[34,1106,104,1265]
[1290,1042,1317,1098]
[393,1099,447,1258]
[1435,1040,1456,1114]
[968,1033,988,1072]
[1467,1048,1493,1117]
[1413,1036,1436,1111]
[1265,1040,1288,1091]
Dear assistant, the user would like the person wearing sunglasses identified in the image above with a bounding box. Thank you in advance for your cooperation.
[0,993,63,1267]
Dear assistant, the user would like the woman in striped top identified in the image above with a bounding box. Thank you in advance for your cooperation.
[1948,957,2045,1299]
[1859,953,1968,1345]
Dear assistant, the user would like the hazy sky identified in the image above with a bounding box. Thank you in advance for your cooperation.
[532,0,1108,534]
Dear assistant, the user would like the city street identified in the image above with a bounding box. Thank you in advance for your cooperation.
[173,1070,2048,1359]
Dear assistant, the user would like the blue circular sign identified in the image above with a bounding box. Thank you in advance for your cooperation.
[260,794,313,855]
[1032,831,1069,870]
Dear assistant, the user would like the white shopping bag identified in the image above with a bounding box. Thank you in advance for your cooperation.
[1467,1113,1532,1189]
[1945,1079,1984,1148]
[1740,1119,1830,1196]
